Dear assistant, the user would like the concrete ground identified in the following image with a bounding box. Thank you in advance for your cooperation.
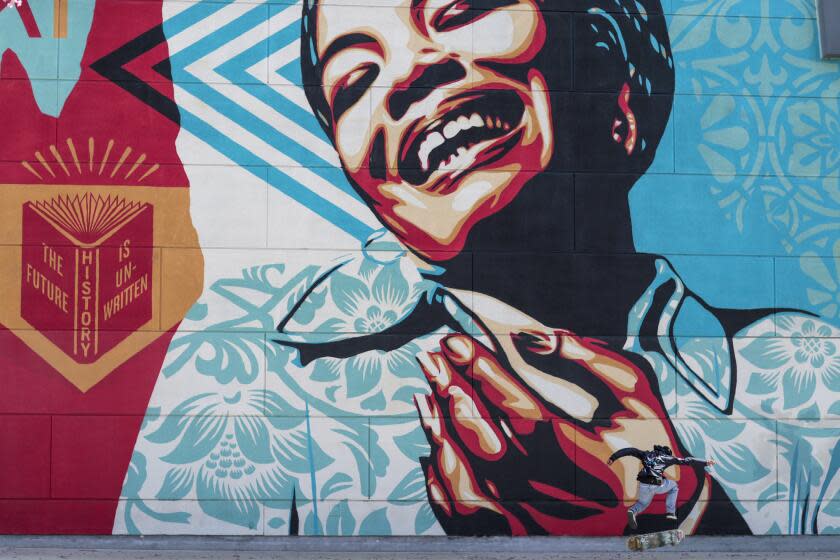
[0,536,838,559]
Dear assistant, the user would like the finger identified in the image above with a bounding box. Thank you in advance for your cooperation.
[511,329,560,355]
[417,350,508,461]
[417,348,469,400]
[554,332,644,396]
[420,455,454,520]
[432,432,495,504]
[416,349,475,426]
[415,394,495,505]
[444,334,546,420]
[414,393,444,446]
[421,457,522,536]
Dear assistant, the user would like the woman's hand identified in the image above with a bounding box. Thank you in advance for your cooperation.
[413,329,697,535]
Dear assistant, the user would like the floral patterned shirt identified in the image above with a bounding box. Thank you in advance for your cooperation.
[116,231,840,535]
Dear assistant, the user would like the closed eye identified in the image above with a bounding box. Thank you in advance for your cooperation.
[331,63,379,122]
[432,0,519,32]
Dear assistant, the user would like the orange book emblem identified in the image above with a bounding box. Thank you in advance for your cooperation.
[21,194,154,363]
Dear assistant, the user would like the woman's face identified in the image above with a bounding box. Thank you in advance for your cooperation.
[315,0,554,259]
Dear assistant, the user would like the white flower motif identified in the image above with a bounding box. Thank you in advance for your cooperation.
[741,315,840,413]
[324,264,418,334]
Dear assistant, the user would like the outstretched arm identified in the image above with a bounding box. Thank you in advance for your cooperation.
[668,456,715,467]
[607,447,644,465]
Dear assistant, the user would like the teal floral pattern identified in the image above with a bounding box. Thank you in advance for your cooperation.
[115,0,840,536]
[628,259,840,535]
[116,235,444,535]
[740,314,840,417]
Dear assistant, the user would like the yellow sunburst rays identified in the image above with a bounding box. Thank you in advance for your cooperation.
[20,138,160,183]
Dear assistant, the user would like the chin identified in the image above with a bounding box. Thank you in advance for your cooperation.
[378,162,544,260]
[348,78,554,260]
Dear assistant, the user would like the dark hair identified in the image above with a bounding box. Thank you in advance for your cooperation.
[300,0,675,172]
[653,445,673,455]
[300,0,332,136]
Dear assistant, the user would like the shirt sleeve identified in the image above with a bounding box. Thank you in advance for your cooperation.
[609,448,644,462]
[674,456,707,466]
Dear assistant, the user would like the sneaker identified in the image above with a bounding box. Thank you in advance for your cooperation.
[627,509,638,529]
[665,513,678,521]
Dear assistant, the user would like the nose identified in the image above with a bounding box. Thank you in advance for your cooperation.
[386,58,467,121]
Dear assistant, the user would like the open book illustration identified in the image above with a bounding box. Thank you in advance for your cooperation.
[21,193,154,363]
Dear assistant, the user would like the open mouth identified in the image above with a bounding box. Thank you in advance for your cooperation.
[399,90,526,188]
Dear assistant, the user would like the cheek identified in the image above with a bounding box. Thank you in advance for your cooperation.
[472,10,544,62]
[333,98,372,172]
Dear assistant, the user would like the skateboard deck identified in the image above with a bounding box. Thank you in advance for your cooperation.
[627,529,684,551]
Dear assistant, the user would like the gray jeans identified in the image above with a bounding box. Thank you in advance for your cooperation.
[629,478,678,515]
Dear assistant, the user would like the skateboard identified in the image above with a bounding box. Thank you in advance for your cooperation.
[627,529,685,551]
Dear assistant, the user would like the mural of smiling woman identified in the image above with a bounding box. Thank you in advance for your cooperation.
[299,0,673,259]
[0,0,837,538]
[111,0,840,537]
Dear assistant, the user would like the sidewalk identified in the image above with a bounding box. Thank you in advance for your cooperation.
[0,536,838,559]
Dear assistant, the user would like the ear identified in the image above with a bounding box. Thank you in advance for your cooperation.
[610,82,638,156]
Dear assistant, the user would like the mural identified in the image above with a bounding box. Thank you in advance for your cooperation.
[0,0,838,536]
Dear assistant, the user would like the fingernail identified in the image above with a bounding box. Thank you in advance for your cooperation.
[418,351,453,388]
[515,330,555,354]
[444,335,473,361]
[416,351,440,381]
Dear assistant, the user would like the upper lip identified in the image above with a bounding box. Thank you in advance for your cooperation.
[397,89,526,187]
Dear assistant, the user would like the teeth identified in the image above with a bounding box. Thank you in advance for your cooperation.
[414,110,515,175]
[443,121,460,139]
[418,131,445,171]
[438,143,474,172]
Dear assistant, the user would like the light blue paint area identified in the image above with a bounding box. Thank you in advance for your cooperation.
[161,1,373,241]
[631,169,784,312]
[776,256,840,322]
[57,0,94,109]
[635,5,840,326]
[664,254,775,310]
[22,77,60,115]
[668,11,833,97]
[0,0,93,117]
[671,93,751,177]
[276,57,303,85]
[358,507,392,536]
[670,0,817,20]
[631,173,783,255]
[674,295,727,339]
[646,109,675,173]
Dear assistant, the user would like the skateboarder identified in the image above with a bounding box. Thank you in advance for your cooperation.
[607,445,715,529]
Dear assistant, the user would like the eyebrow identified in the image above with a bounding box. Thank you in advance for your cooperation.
[320,33,380,70]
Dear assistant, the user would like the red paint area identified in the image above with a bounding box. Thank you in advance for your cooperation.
[416,332,701,536]
[0,0,185,533]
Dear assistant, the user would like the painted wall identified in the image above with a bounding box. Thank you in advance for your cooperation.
[0,0,838,536]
